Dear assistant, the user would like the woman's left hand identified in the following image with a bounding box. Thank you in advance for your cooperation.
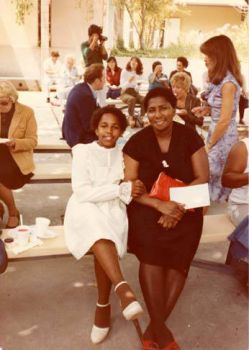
[5,139,16,149]
[157,214,179,229]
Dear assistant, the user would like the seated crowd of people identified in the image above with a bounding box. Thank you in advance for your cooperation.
[44,50,203,128]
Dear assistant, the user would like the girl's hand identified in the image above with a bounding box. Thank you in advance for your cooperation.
[131,179,146,197]
[156,200,186,220]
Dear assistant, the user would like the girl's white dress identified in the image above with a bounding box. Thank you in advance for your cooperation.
[64,142,131,260]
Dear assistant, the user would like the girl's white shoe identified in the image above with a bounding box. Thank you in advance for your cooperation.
[90,324,110,344]
[90,302,110,344]
[122,300,143,321]
[114,281,143,320]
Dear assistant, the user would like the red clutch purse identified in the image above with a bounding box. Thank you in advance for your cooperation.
[149,172,186,201]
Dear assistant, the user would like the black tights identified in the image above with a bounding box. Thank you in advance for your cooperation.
[139,263,186,348]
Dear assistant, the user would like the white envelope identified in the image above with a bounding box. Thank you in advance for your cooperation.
[169,183,210,209]
[0,138,10,143]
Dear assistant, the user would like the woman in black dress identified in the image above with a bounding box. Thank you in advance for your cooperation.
[123,87,209,350]
[0,81,37,228]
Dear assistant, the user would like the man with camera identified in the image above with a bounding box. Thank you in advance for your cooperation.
[81,24,108,68]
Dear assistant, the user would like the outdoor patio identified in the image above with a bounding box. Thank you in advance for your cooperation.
[0,91,248,350]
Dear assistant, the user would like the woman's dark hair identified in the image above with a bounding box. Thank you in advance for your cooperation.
[152,61,162,72]
[200,34,242,86]
[91,105,128,132]
[106,56,119,72]
[144,87,177,111]
[177,56,189,68]
[126,56,143,75]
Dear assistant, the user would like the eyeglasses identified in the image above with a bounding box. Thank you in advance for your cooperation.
[0,100,11,106]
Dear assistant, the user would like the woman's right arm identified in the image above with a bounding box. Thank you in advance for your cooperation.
[206,82,237,152]
[123,153,186,222]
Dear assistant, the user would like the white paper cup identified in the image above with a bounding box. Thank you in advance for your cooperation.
[16,225,31,246]
[35,217,50,237]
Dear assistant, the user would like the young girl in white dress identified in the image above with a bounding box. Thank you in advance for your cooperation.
[64,105,144,344]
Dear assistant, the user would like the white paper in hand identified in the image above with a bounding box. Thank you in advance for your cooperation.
[169,183,210,209]
[0,138,10,143]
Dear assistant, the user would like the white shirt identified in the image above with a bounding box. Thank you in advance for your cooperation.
[43,57,62,78]
[120,69,142,91]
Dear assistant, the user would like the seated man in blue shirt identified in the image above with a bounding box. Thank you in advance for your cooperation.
[62,64,105,147]
[148,61,170,91]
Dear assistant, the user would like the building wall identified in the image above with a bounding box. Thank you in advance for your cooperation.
[0,0,40,76]
[0,0,111,76]
[179,5,242,33]
[0,0,38,47]
[51,0,107,50]
[122,5,243,49]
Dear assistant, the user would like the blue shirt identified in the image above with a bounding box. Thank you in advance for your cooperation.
[148,73,169,91]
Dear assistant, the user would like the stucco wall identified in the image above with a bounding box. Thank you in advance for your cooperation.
[51,0,107,49]
[179,5,242,33]
[0,0,40,76]
[0,0,38,47]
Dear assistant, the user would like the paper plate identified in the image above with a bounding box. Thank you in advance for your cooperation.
[35,229,58,239]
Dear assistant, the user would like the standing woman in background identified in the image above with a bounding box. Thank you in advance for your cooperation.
[193,35,242,202]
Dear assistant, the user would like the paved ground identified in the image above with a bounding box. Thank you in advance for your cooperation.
[0,92,248,350]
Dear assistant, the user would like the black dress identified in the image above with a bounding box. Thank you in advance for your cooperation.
[123,122,205,276]
[0,105,32,190]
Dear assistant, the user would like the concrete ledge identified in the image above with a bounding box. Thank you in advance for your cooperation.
[35,138,70,153]
[30,162,71,184]
[0,77,41,91]
[2,214,235,260]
